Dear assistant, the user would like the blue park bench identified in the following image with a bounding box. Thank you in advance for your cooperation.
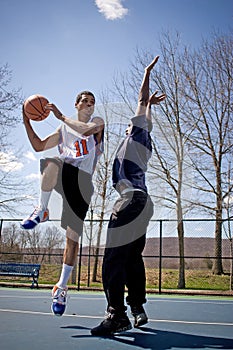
[0,262,41,288]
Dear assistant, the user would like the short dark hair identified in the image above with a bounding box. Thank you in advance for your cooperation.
[75,91,95,104]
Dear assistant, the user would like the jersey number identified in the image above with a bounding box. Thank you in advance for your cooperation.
[74,139,89,157]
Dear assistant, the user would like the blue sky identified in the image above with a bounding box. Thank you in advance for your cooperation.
[0,0,232,220]
[1,0,232,116]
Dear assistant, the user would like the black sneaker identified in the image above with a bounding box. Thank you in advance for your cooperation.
[91,312,132,336]
[131,305,148,328]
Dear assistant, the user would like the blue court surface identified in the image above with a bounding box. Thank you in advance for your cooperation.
[0,287,232,350]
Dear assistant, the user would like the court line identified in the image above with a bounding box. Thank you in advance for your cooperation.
[0,308,101,319]
[0,294,104,300]
[0,294,232,305]
[0,308,232,326]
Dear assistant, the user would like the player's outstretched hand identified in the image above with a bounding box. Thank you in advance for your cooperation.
[149,91,166,106]
[145,56,159,73]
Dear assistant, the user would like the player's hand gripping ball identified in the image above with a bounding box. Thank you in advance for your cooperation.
[23,94,50,121]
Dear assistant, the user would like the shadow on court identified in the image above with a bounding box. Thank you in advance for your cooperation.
[61,325,233,349]
[1,289,233,350]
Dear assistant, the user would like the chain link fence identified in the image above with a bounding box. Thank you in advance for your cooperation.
[0,218,232,294]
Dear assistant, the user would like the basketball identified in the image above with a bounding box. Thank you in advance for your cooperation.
[23,94,50,121]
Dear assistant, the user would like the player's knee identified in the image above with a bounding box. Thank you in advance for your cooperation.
[45,161,59,174]
[66,227,80,244]
[42,162,59,189]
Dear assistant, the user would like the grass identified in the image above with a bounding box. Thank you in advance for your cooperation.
[1,264,230,291]
[145,268,230,290]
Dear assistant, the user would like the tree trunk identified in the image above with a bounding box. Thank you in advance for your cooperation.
[212,189,223,275]
[177,158,185,289]
[177,219,185,288]
[212,219,223,275]
[230,238,233,290]
[92,211,104,282]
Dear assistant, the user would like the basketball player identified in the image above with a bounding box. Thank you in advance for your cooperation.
[21,91,104,316]
[91,57,166,336]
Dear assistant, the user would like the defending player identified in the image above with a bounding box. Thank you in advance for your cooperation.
[91,57,165,335]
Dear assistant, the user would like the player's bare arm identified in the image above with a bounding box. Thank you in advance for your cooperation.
[61,116,104,136]
[145,55,159,74]
[45,102,104,136]
[136,56,160,116]
[23,109,60,152]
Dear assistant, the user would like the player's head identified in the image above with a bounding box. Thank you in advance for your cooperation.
[75,91,95,104]
[75,91,95,121]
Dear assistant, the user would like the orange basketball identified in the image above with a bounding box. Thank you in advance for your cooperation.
[23,94,50,121]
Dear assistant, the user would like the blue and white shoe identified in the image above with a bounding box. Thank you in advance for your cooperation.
[51,285,68,316]
[20,207,49,230]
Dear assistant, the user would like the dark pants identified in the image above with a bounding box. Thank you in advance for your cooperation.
[102,191,154,314]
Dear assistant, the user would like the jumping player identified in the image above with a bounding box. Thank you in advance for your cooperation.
[21,91,104,316]
[91,57,165,336]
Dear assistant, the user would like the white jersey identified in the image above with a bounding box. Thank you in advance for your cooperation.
[58,120,103,175]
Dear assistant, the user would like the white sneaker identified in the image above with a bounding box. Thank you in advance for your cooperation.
[51,285,68,316]
[20,207,49,230]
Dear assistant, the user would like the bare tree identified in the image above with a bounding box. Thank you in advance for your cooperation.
[181,31,233,274]
[222,160,233,289]
[111,33,193,289]
[0,64,22,134]
[0,223,22,261]
[19,224,64,264]
[110,29,232,283]
[0,64,34,216]
[40,225,64,263]
[90,95,126,282]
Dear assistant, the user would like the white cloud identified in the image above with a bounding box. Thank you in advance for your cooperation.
[26,173,40,180]
[95,0,128,20]
[224,194,233,205]
[25,151,37,161]
[0,151,23,172]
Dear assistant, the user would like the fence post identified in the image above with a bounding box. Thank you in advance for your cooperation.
[158,220,163,294]
[71,256,77,285]
[0,219,3,240]
[77,234,83,291]
[87,210,94,287]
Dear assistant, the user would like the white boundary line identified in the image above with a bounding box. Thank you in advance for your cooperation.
[0,308,101,319]
[1,294,233,305]
[0,308,232,326]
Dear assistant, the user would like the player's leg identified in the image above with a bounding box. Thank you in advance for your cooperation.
[20,158,61,230]
[51,165,93,316]
[126,194,153,327]
[51,228,80,316]
[91,242,132,335]
[125,234,148,327]
[91,195,138,336]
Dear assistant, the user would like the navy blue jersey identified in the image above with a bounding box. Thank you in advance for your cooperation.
[112,115,152,193]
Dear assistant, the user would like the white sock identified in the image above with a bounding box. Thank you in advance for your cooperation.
[39,190,52,210]
[56,263,73,289]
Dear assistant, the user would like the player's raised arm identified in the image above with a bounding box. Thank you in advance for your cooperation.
[133,56,166,125]
[135,56,159,117]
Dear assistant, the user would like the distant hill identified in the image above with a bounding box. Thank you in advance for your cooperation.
[143,237,231,269]
[80,237,231,270]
